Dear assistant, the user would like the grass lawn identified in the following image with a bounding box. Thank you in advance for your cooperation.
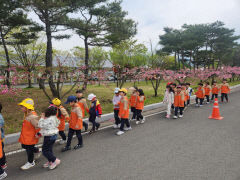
[1,79,239,134]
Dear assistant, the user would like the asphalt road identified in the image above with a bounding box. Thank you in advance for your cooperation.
[5,91,240,180]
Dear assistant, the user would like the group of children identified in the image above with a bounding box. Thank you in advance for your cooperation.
[0,87,146,179]
[0,80,230,179]
[163,79,230,119]
[112,87,146,136]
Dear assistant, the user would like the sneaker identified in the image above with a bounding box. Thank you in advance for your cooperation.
[124,127,132,131]
[74,144,83,150]
[131,118,136,121]
[1,164,7,170]
[117,124,121,128]
[199,105,203,107]
[195,104,199,107]
[43,162,50,168]
[206,102,210,104]
[35,148,42,159]
[116,131,124,136]
[173,116,178,119]
[0,172,7,180]
[61,146,71,152]
[59,140,67,145]
[113,124,118,129]
[21,161,35,170]
[166,114,170,119]
[136,121,140,125]
[49,159,61,170]
[179,115,183,118]
[140,118,145,124]
[96,124,100,131]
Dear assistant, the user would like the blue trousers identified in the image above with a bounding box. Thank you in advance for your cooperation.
[42,135,57,163]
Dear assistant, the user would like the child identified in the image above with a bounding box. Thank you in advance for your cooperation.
[18,98,41,170]
[163,85,174,118]
[211,81,219,101]
[204,82,211,104]
[112,88,121,128]
[38,106,60,170]
[195,83,205,107]
[129,87,138,121]
[181,83,188,109]
[116,88,131,136]
[87,94,102,134]
[0,103,7,179]
[51,98,69,145]
[220,79,230,102]
[135,89,146,124]
[186,83,193,105]
[173,86,185,119]
[76,90,89,131]
[170,83,177,109]
[62,96,83,152]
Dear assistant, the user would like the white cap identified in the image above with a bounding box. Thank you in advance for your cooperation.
[88,93,96,101]
[114,88,120,93]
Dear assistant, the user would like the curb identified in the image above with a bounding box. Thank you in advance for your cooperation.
[4,84,240,145]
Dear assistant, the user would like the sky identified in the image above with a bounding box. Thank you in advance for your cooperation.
[32,0,240,51]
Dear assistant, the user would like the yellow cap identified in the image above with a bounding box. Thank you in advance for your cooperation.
[119,88,128,94]
[52,98,61,106]
[18,98,34,110]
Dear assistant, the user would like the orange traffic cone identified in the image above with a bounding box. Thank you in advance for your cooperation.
[209,98,223,120]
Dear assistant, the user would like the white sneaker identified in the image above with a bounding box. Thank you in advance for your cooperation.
[116,131,124,136]
[136,121,140,125]
[49,159,61,170]
[173,116,178,119]
[199,105,203,107]
[113,124,118,129]
[206,102,210,104]
[35,148,42,159]
[0,172,7,180]
[43,162,50,168]
[195,104,199,107]
[117,124,121,128]
[140,118,145,124]
[59,140,67,145]
[179,115,183,118]
[131,118,136,121]
[21,161,35,170]
[124,127,132,131]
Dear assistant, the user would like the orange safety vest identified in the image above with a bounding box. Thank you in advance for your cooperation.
[57,106,66,131]
[119,96,129,119]
[136,96,145,110]
[19,111,39,145]
[69,104,83,130]
[0,140,2,158]
[129,94,137,107]
[196,87,205,98]
[174,92,185,107]
[212,85,219,94]
[204,86,211,96]
[221,84,230,94]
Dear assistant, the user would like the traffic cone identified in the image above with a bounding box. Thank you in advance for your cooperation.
[209,98,223,120]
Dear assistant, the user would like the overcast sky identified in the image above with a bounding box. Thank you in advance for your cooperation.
[39,0,240,51]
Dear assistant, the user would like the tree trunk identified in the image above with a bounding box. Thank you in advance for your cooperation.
[82,38,89,90]
[45,17,58,97]
[174,51,177,71]
[177,52,180,70]
[27,71,32,88]
[0,27,11,88]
